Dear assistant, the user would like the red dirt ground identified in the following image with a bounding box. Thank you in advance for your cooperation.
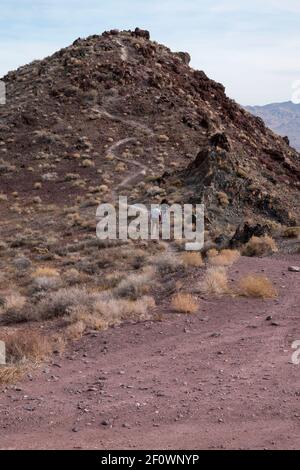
[0,254,299,450]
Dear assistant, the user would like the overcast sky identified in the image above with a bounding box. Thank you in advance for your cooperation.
[1,0,299,105]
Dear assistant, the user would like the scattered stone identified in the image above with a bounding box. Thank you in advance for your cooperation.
[288,266,300,272]
[101,420,111,426]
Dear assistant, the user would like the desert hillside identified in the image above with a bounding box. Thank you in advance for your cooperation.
[0,28,299,232]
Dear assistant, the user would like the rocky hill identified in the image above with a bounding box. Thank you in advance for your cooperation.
[0,27,299,242]
[246,101,300,151]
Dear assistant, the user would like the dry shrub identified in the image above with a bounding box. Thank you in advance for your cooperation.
[100,272,125,290]
[200,267,229,295]
[114,268,155,300]
[207,248,218,258]
[5,331,52,364]
[0,292,27,324]
[208,249,240,266]
[32,276,61,291]
[152,253,183,274]
[242,235,278,257]
[174,239,188,252]
[181,252,204,267]
[51,334,66,355]
[238,275,278,299]
[32,267,60,278]
[66,296,156,335]
[31,267,61,292]
[93,296,155,324]
[157,241,168,252]
[283,227,300,239]
[1,292,26,311]
[171,293,198,314]
[36,287,96,321]
[63,268,81,285]
[65,321,86,340]
[0,366,23,384]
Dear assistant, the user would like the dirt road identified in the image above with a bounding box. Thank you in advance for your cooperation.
[0,254,299,450]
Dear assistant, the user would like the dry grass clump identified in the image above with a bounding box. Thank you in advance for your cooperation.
[242,235,278,257]
[206,248,218,258]
[208,249,240,267]
[114,267,155,300]
[0,292,27,324]
[93,296,155,324]
[65,321,86,340]
[1,292,26,311]
[35,287,96,321]
[171,293,198,314]
[0,330,53,384]
[238,275,278,299]
[63,268,81,285]
[151,253,183,275]
[5,331,52,363]
[200,267,229,295]
[217,191,229,207]
[66,296,156,338]
[0,365,23,384]
[283,227,300,239]
[32,276,61,292]
[181,252,204,267]
[32,267,59,277]
[31,266,61,291]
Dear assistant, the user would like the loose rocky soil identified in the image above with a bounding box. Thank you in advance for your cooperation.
[1,254,299,450]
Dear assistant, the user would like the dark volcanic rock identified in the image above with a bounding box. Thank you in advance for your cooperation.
[229,223,270,248]
[132,28,150,40]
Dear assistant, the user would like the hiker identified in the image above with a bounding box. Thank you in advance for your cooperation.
[151,206,161,238]
[160,198,169,225]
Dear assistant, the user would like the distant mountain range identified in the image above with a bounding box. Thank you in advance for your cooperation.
[246,101,300,150]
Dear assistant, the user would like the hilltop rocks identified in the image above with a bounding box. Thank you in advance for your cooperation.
[132,28,150,40]
[175,52,191,65]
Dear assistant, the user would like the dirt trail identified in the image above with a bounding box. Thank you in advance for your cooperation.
[1,254,299,450]
[91,38,155,197]
[99,109,154,137]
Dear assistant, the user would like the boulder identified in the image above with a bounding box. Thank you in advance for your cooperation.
[229,223,270,248]
[133,28,150,40]
[175,52,191,65]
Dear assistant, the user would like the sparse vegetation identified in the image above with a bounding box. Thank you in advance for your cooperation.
[114,268,155,300]
[238,275,278,299]
[208,249,240,266]
[200,267,229,295]
[5,331,52,363]
[37,287,96,320]
[283,227,300,239]
[171,293,198,314]
[0,365,23,385]
[242,235,278,257]
[0,292,27,324]
[151,253,183,275]
[181,252,204,267]
[65,295,156,337]
[0,331,53,384]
